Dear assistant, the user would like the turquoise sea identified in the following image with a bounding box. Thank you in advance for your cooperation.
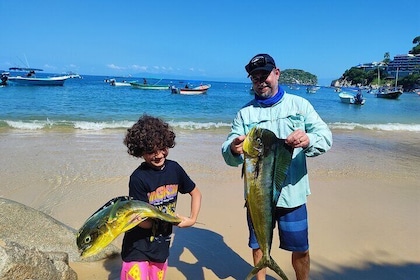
[0,75,419,132]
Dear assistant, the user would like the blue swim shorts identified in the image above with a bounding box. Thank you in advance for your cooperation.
[247,204,309,252]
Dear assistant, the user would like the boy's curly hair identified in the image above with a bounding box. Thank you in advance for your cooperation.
[124,114,176,158]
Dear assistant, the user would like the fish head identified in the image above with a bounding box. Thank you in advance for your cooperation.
[243,127,278,158]
[76,197,131,258]
[76,211,116,258]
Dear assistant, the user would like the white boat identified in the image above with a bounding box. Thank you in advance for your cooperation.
[192,84,211,90]
[178,88,207,95]
[7,67,80,86]
[171,87,207,95]
[339,92,366,105]
[171,84,210,95]
[306,86,320,93]
[107,78,132,87]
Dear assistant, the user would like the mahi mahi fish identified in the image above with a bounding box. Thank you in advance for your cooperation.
[242,127,293,280]
[76,196,181,258]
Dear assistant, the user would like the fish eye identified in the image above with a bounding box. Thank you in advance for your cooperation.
[84,236,91,244]
[256,137,262,145]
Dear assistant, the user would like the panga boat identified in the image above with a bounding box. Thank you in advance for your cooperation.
[7,67,80,86]
[171,84,211,95]
[130,82,169,90]
[178,88,207,95]
[107,78,132,86]
[192,84,211,90]
[339,92,365,105]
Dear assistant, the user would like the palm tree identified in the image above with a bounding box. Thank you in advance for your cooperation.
[409,36,420,55]
[383,52,391,65]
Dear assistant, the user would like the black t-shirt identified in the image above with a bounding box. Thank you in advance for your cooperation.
[121,159,195,263]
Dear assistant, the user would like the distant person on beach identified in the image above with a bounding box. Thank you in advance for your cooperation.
[221,53,332,280]
[121,114,202,280]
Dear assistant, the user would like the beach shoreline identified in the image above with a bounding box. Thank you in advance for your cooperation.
[1,128,419,279]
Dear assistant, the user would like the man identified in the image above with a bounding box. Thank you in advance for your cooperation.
[221,54,332,280]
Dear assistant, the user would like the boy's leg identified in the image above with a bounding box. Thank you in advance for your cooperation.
[148,260,168,280]
[120,261,150,280]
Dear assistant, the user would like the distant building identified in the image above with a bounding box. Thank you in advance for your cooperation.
[387,54,420,78]
[356,54,420,78]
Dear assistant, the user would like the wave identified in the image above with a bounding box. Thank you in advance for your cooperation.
[0,119,232,131]
[329,122,420,132]
[1,119,419,132]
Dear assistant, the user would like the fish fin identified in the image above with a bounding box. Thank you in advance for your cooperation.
[268,256,289,280]
[123,215,148,232]
[108,198,122,222]
[88,196,131,219]
[245,259,264,280]
[245,257,289,280]
[273,140,293,194]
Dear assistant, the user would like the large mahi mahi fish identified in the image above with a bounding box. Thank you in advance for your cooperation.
[76,196,181,258]
[243,127,293,280]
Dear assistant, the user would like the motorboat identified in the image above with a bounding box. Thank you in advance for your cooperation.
[107,78,132,86]
[7,67,80,86]
[171,84,210,95]
[339,92,366,105]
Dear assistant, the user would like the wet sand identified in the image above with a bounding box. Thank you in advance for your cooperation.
[0,128,419,279]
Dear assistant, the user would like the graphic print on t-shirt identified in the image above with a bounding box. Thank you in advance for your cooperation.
[148,184,178,215]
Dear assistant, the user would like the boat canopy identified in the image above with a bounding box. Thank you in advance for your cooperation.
[9,67,43,72]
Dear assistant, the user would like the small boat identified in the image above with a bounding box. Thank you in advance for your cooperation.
[171,86,208,95]
[374,66,403,99]
[7,67,80,86]
[130,82,169,90]
[192,84,211,90]
[178,88,207,95]
[374,86,403,99]
[171,83,210,95]
[306,86,320,93]
[339,92,366,105]
[107,78,132,87]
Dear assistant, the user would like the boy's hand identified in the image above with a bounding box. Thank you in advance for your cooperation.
[176,214,196,228]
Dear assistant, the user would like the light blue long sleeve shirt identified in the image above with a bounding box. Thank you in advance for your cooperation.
[221,92,333,208]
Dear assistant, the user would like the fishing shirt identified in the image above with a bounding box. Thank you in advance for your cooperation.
[121,159,196,263]
[221,92,332,208]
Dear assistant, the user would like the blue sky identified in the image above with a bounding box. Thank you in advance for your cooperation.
[1,0,419,84]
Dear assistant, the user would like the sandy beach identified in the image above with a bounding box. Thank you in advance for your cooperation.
[0,128,419,279]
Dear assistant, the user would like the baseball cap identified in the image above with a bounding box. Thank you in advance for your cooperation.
[245,54,276,77]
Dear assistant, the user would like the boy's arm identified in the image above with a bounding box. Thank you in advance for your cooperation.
[177,187,202,228]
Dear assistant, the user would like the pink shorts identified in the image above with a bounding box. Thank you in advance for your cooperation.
[120,260,168,280]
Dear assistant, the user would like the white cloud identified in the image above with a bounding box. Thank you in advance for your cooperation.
[107,64,125,70]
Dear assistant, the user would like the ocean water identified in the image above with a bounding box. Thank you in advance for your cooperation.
[0,75,419,132]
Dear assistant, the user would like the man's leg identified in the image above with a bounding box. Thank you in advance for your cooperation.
[292,250,310,280]
[277,204,310,280]
[252,248,266,280]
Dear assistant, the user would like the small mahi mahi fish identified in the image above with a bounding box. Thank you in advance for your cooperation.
[76,196,181,258]
[243,127,293,280]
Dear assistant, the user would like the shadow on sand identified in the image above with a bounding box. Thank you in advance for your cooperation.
[102,226,279,280]
[102,227,419,279]
[310,260,420,280]
[169,226,260,279]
